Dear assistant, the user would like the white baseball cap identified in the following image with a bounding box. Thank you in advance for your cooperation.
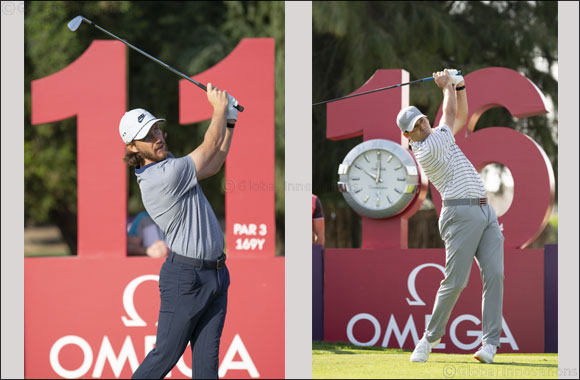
[396,106,426,132]
[119,108,165,144]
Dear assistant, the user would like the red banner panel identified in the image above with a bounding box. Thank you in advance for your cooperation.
[324,249,544,353]
[25,257,284,379]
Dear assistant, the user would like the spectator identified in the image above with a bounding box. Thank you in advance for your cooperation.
[312,194,325,247]
[127,211,169,258]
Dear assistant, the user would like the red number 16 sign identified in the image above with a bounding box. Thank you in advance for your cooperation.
[326,67,554,249]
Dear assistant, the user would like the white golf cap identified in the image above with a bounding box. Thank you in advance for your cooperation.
[119,108,165,144]
[396,106,426,133]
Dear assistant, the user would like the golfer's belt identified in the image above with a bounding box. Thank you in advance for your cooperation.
[169,252,226,269]
[443,198,488,206]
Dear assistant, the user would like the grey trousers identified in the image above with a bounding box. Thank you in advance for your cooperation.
[425,203,504,347]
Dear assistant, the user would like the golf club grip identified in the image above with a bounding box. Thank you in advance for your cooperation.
[422,70,462,83]
[423,70,462,81]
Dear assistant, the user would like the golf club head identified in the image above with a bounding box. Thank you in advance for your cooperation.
[67,16,84,32]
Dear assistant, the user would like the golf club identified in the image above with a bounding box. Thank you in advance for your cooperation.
[68,15,244,112]
[312,71,462,107]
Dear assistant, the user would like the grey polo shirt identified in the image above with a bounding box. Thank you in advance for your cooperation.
[135,153,224,260]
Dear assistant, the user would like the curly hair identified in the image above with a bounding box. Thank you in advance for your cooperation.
[123,148,145,168]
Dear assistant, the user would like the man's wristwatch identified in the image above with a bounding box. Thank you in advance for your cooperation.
[456,85,466,91]
[227,122,235,129]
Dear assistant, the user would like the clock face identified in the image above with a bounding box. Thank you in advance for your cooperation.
[338,139,419,219]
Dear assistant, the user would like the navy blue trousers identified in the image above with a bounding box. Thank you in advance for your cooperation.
[132,254,230,379]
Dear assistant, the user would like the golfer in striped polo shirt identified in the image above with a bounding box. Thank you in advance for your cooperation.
[398,69,504,364]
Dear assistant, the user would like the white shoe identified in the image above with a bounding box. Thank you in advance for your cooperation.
[474,344,497,363]
[410,336,441,362]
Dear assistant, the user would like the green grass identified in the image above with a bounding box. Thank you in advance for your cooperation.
[313,341,557,379]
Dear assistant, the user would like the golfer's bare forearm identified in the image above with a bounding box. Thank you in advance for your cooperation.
[454,86,468,134]
[441,85,457,128]
[207,127,234,175]
[203,106,228,154]
[189,106,228,179]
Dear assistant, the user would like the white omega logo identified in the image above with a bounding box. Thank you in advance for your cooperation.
[48,274,262,378]
[121,274,159,327]
[406,263,445,306]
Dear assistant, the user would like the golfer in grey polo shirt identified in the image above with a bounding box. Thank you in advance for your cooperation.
[119,83,238,379]
[398,69,504,364]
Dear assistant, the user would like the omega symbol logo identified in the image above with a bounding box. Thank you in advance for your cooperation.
[121,274,159,327]
[406,263,445,306]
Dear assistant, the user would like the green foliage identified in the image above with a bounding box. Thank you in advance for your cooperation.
[313,1,558,248]
[24,121,77,222]
[24,1,285,253]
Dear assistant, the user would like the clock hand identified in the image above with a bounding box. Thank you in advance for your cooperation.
[376,156,381,183]
[361,169,383,183]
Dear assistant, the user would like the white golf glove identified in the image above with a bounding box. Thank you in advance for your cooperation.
[226,93,239,121]
[447,69,464,86]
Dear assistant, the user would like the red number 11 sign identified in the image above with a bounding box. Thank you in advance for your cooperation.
[31,39,276,257]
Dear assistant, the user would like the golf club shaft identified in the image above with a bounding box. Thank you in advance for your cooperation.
[312,72,461,106]
[312,77,432,106]
[83,17,244,112]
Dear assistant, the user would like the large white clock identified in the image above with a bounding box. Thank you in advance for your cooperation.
[337,139,420,219]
